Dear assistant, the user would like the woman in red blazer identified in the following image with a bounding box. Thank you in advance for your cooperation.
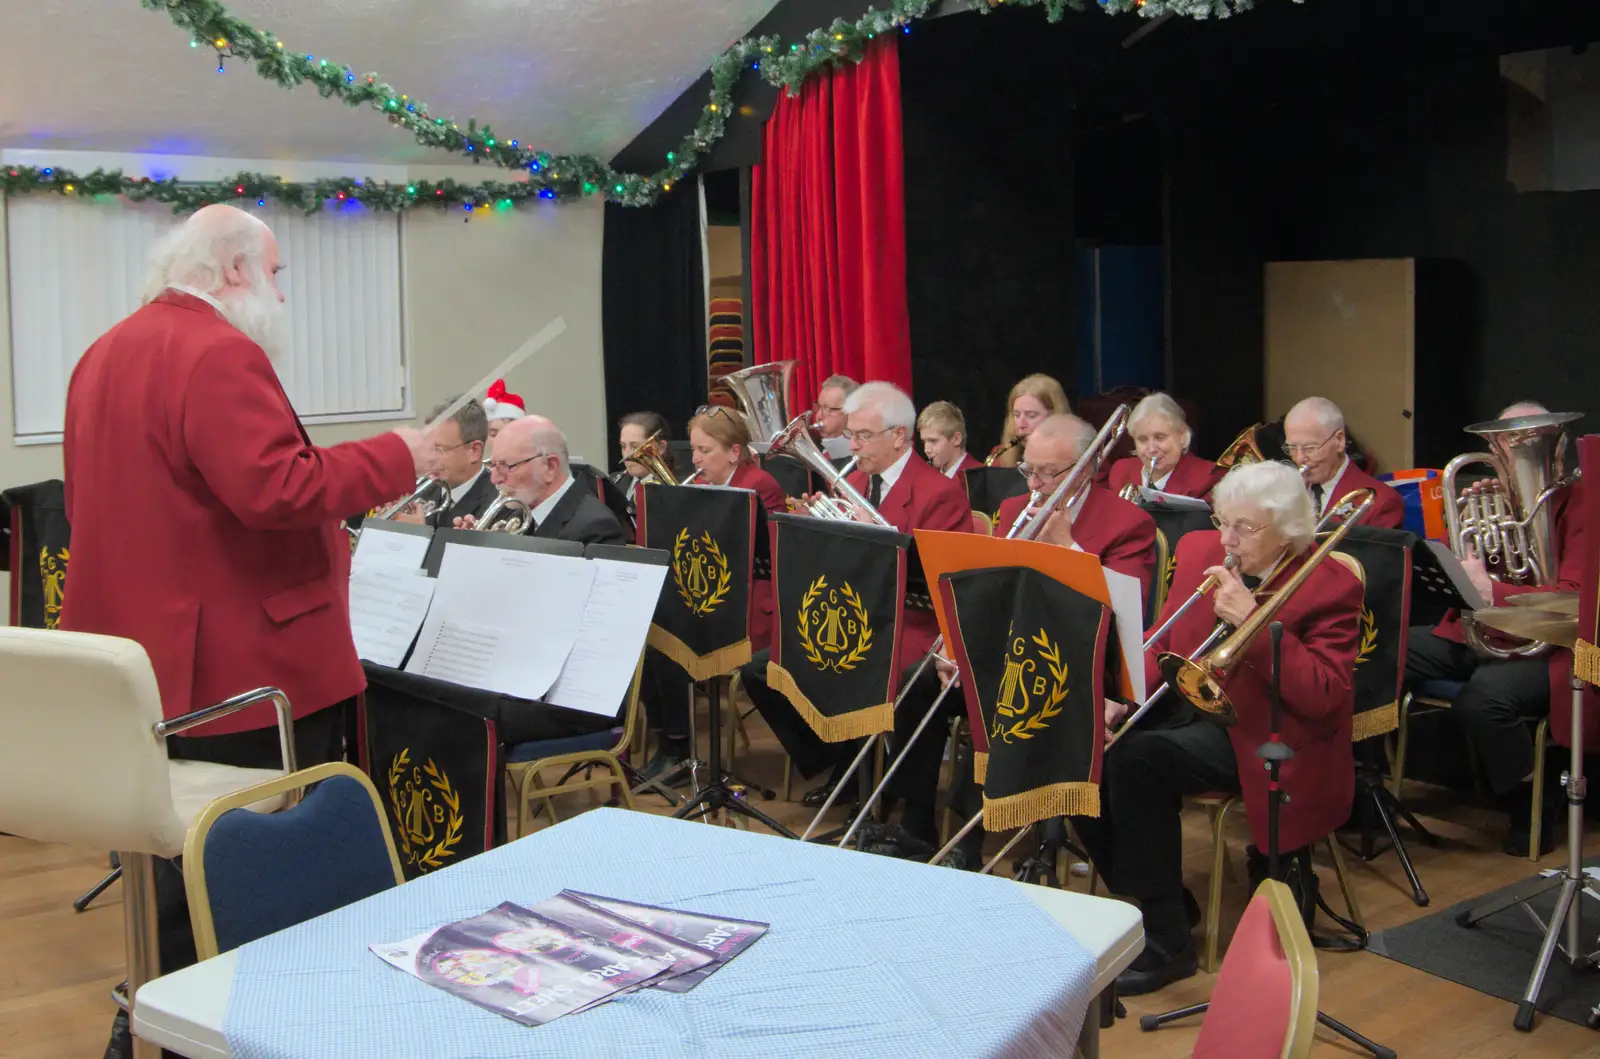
[1076,460,1363,995]
[638,406,787,779]
[1107,392,1224,500]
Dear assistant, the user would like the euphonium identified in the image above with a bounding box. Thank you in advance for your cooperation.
[1441,410,1583,659]
[986,435,1024,467]
[1009,405,1131,542]
[477,493,532,533]
[1157,489,1377,724]
[718,361,797,446]
[769,414,890,525]
[624,431,681,486]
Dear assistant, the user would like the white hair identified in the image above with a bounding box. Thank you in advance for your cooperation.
[1129,393,1191,450]
[1286,396,1345,434]
[844,381,916,431]
[1498,400,1549,418]
[141,207,270,305]
[1032,413,1097,462]
[1213,461,1317,553]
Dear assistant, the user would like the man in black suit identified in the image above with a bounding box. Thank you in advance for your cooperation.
[457,416,626,545]
[350,397,496,531]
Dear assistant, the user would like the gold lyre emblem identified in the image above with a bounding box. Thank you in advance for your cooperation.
[39,545,68,630]
[385,748,464,872]
[1352,607,1378,669]
[991,627,1069,744]
[671,528,732,616]
[797,575,873,672]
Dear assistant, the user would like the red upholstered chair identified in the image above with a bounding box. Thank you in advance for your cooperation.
[969,510,994,535]
[1192,879,1319,1059]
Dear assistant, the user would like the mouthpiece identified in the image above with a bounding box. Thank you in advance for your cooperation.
[1223,553,1241,571]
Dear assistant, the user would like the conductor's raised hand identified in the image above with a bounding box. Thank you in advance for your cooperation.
[394,427,435,478]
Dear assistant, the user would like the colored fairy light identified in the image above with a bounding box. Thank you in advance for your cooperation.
[257,198,265,206]
[539,189,554,199]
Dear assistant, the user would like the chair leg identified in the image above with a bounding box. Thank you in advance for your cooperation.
[529,771,559,828]
[1390,693,1411,801]
[602,754,638,812]
[1530,718,1550,863]
[119,852,162,1059]
[782,756,793,802]
[74,867,121,913]
[1324,836,1364,928]
[1204,801,1234,974]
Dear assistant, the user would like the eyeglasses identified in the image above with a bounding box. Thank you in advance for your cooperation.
[432,441,474,456]
[842,426,897,443]
[694,405,735,420]
[1281,431,1338,457]
[482,452,552,475]
[817,403,845,415]
[1210,514,1267,537]
[1016,462,1067,483]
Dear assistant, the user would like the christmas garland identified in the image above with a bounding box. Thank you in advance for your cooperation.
[2,0,1275,214]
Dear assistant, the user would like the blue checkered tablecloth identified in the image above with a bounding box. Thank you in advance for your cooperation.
[223,809,1098,1059]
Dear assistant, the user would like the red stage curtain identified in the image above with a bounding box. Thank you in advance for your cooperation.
[751,37,911,411]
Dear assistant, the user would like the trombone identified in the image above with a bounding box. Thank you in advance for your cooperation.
[1105,488,1376,747]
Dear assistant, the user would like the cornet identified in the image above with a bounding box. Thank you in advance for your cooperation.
[1118,454,1159,502]
[380,476,450,521]
[476,493,531,534]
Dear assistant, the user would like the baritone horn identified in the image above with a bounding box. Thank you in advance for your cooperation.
[1157,489,1376,724]
[717,360,796,447]
[1441,410,1583,659]
[769,414,889,525]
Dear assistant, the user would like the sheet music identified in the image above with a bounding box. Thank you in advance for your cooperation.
[1138,487,1211,511]
[545,559,670,718]
[1102,568,1148,704]
[351,523,431,572]
[405,544,597,699]
[1424,540,1490,611]
[348,568,437,667]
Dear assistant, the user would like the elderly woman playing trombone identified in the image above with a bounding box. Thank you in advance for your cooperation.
[1076,460,1364,995]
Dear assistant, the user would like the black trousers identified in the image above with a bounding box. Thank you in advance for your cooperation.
[1073,718,1239,937]
[640,648,693,739]
[1404,625,1550,795]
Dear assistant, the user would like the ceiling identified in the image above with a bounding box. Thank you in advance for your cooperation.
[0,0,780,167]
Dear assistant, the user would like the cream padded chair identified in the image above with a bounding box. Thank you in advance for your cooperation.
[0,628,296,1059]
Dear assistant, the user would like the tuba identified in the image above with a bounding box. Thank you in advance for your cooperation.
[768,415,889,525]
[1008,405,1131,541]
[717,361,796,447]
[477,493,531,533]
[624,431,681,486]
[1441,411,1583,659]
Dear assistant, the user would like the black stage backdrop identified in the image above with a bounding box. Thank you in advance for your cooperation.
[600,189,707,469]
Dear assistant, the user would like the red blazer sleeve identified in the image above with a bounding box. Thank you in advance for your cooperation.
[182,336,416,530]
[1237,563,1364,723]
[921,478,974,533]
[1366,481,1407,530]
[754,469,787,515]
[1493,485,1588,605]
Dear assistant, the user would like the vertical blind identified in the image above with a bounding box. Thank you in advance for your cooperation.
[6,196,407,441]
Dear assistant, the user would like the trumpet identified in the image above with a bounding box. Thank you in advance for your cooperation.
[1008,405,1131,542]
[769,415,889,525]
[1118,454,1159,502]
[622,431,681,486]
[379,476,451,522]
[476,492,532,533]
[986,434,1024,467]
[1158,489,1376,724]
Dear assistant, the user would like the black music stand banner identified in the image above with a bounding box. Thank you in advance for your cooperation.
[766,514,909,742]
[939,565,1109,830]
[963,467,1029,526]
[1331,526,1416,741]
[1139,502,1213,622]
[637,483,756,680]
[360,665,501,882]
[1576,436,1600,688]
[1,480,70,629]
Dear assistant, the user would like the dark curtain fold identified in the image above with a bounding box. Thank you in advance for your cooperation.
[601,192,708,468]
[751,37,912,408]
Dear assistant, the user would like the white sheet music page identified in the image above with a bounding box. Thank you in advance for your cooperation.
[348,568,437,668]
[546,559,670,718]
[1138,487,1211,512]
[351,522,431,573]
[405,544,597,699]
[1101,567,1148,704]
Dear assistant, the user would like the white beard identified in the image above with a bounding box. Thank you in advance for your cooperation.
[217,279,289,363]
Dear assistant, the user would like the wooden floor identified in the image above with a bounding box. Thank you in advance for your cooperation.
[8,716,1600,1058]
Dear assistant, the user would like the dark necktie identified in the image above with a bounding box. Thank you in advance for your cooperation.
[1310,482,1325,513]
[868,474,884,508]
[1241,574,1262,592]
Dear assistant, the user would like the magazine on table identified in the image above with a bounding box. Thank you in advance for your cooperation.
[562,890,770,990]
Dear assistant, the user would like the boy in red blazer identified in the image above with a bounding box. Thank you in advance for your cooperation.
[917,400,982,482]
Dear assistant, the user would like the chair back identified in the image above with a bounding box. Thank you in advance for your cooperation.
[969,510,994,536]
[0,627,188,857]
[1193,879,1319,1059]
[1149,528,1173,625]
[184,762,404,959]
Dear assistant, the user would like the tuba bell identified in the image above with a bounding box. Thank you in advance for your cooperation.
[717,361,797,447]
[1215,424,1267,470]
[1441,411,1583,659]
[477,492,532,533]
[768,414,890,525]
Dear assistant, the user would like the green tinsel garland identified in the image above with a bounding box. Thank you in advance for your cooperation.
[2,0,1278,213]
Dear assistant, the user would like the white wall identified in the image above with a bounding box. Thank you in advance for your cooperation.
[0,166,608,483]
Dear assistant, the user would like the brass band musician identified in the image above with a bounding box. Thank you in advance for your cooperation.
[986,374,1070,468]
[454,416,626,545]
[918,401,982,479]
[815,374,857,460]
[1107,393,1224,500]
[1283,397,1406,529]
[615,411,675,514]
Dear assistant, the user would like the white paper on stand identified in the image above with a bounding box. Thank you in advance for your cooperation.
[351,523,431,573]
[1138,487,1211,512]
[349,568,437,668]
[405,544,597,700]
[1424,540,1490,611]
[546,560,670,718]
[1101,567,1147,704]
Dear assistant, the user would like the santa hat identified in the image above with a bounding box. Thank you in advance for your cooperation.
[482,379,526,422]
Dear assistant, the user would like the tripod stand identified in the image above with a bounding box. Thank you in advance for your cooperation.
[674,674,794,836]
[1141,623,1397,1059]
[1457,675,1599,1032]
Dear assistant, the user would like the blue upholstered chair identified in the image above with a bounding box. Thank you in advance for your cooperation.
[183,762,404,959]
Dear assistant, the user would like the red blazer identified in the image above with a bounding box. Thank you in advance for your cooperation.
[1319,459,1406,530]
[60,292,415,734]
[1108,451,1224,500]
[728,462,787,652]
[994,485,1159,603]
[1146,532,1363,850]
[1432,481,1597,748]
[846,451,971,665]
[947,451,983,489]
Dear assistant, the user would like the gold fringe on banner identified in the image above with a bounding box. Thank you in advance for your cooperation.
[1351,701,1399,742]
[982,782,1100,832]
[767,663,894,742]
[647,625,750,682]
[973,751,988,785]
[1575,639,1600,688]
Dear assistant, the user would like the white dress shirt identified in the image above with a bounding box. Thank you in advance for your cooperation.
[449,468,485,506]
[530,474,577,528]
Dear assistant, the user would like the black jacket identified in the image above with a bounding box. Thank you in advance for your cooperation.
[431,471,498,529]
[526,479,627,545]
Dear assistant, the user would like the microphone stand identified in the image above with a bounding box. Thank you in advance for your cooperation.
[1139,622,1396,1059]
